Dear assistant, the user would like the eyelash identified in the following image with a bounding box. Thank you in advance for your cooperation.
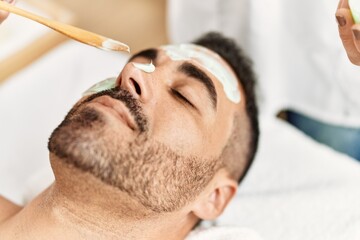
[171,89,196,108]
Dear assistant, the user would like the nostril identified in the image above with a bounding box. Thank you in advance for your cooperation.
[130,78,141,95]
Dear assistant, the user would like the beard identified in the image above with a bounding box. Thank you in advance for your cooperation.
[48,87,222,213]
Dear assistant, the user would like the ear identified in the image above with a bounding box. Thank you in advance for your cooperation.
[191,169,238,220]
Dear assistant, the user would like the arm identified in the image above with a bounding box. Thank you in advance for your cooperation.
[336,0,360,65]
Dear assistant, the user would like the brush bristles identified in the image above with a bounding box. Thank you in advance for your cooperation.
[102,39,130,53]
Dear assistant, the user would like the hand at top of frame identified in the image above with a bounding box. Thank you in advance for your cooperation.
[0,0,15,24]
[336,0,360,65]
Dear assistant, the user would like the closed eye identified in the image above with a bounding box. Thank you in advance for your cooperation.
[171,89,196,109]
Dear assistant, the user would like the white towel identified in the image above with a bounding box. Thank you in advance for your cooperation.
[186,226,262,240]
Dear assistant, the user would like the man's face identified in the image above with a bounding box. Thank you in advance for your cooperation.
[48,45,244,213]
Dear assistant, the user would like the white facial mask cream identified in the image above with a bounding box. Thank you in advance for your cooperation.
[132,61,156,73]
[349,0,360,24]
[82,77,117,96]
[161,44,241,104]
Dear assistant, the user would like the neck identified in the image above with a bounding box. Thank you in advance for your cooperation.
[0,158,197,240]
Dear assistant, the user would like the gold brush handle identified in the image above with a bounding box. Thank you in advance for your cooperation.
[0,1,129,52]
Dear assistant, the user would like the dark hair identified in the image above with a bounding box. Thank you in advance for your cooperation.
[193,32,259,183]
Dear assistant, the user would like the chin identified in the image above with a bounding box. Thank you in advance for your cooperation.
[48,105,126,171]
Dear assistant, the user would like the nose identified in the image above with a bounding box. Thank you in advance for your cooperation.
[118,62,154,103]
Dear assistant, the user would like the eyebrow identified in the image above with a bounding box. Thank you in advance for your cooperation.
[128,48,158,63]
[178,62,217,109]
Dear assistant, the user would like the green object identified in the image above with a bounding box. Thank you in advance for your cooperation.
[349,0,360,24]
[82,77,117,96]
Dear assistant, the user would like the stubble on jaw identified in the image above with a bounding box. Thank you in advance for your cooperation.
[48,88,223,214]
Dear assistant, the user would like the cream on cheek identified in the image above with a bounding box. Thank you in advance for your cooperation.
[82,61,155,96]
[82,77,117,96]
[161,44,241,104]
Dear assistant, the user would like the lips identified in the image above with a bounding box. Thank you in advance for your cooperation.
[91,95,137,130]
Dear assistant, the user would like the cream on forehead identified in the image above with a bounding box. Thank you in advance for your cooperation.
[82,77,117,96]
[161,44,241,103]
[132,61,155,73]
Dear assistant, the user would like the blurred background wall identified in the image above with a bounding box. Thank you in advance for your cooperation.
[50,0,169,52]
[0,0,169,81]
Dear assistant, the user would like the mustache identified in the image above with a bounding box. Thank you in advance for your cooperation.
[82,86,148,133]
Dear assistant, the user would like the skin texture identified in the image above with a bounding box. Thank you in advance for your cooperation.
[0,197,21,224]
[0,47,246,239]
[336,0,360,65]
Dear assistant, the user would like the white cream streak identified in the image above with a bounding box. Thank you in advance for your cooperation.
[161,44,241,103]
[82,77,117,96]
[102,38,130,53]
[132,61,156,73]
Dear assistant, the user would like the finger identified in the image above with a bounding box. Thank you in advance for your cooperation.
[342,0,350,9]
[0,0,15,24]
[338,0,344,10]
[0,12,9,24]
[352,24,360,55]
[338,0,350,10]
[336,8,360,64]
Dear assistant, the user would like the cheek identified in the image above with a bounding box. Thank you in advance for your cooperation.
[151,103,204,154]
